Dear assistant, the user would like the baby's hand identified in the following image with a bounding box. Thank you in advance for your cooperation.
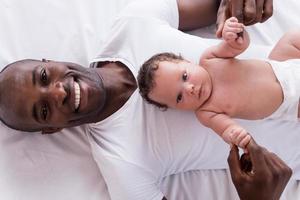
[222,17,244,44]
[223,125,251,149]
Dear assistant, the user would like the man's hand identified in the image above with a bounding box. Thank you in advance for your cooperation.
[216,0,273,38]
[228,139,292,200]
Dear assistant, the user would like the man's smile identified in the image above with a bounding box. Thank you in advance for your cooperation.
[74,80,81,111]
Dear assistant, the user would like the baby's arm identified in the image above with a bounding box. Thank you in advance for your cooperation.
[200,17,250,62]
[269,29,300,61]
[196,110,251,148]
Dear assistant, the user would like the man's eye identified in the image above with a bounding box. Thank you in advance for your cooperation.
[176,93,182,103]
[41,105,48,120]
[182,72,187,81]
[40,68,48,84]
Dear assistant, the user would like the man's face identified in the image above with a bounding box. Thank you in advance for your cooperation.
[149,60,212,110]
[0,60,106,132]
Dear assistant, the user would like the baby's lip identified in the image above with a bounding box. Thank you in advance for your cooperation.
[198,87,202,99]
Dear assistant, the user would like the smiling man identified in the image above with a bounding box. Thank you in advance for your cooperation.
[0,0,289,200]
[0,59,108,133]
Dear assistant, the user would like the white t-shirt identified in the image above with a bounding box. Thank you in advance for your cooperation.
[86,0,300,199]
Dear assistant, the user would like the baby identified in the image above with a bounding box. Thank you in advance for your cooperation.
[137,17,300,148]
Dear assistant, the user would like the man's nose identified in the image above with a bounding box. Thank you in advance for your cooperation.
[48,81,67,107]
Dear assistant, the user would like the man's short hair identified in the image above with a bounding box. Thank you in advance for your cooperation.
[0,59,41,132]
[137,52,184,110]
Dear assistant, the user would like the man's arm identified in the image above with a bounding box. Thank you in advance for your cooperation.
[177,0,221,31]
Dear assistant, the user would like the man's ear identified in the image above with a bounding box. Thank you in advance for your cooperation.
[41,127,63,134]
[41,58,50,62]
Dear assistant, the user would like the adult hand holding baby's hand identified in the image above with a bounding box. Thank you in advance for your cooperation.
[222,125,250,148]
[222,17,244,44]
[228,139,292,200]
[216,0,273,38]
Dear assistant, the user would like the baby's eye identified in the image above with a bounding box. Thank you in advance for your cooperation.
[182,72,188,81]
[176,93,182,103]
[40,68,48,84]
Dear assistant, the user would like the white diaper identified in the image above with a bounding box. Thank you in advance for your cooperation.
[265,59,300,121]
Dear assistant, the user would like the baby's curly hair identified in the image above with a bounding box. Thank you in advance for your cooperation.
[137,52,184,110]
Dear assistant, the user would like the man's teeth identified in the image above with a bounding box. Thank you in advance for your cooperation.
[74,81,80,110]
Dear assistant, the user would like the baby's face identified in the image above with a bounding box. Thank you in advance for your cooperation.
[149,60,212,110]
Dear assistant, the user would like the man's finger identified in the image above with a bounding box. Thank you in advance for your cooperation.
[246,139,269,174]
[216,21,225,38]
[243,0,256,25]
[240,153,252,172]
[227,145,243,178]
[261,0,273,23]
[255,0,264,22]
[216,0,229,38]
[230,0,244,23]
[264,152,292,198]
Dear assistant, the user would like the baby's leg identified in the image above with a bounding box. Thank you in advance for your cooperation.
[269,29,300,61]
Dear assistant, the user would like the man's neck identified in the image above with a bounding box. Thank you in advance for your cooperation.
[94,61,137,121]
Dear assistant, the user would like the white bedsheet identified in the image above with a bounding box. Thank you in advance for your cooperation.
[0,0,300,199]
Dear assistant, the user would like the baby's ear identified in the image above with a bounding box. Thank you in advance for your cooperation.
[41,127,63,134]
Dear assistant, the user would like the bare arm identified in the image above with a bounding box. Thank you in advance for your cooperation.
[196,110,250,148]
[200,17,249,62]
[269,29,300,61]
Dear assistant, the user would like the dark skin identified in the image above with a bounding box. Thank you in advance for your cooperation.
[177,0,273,34]
[0,0,281,199]
[0,60,136,133]
[163,139,292,200]
[228,139,292,200]
[92,61,137,122]
[215,0,273,37]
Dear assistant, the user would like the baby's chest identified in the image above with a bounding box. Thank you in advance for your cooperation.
[203,86,249,116]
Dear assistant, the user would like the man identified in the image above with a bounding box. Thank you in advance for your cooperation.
[0,0,292,199]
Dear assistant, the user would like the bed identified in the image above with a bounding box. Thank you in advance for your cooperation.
[0,0,300,199]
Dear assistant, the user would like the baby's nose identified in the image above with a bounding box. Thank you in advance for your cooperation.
[185,83,195,95]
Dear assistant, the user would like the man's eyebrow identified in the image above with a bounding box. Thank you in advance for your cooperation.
[32,103,39,123]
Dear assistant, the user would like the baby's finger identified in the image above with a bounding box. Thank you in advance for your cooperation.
[224,33,238,41]
[227,22,244,29]
[234,129,248,146]
[224,26,243,34]
[228,16,238,23]
[239,135,251,149]
[237,36,244,44]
